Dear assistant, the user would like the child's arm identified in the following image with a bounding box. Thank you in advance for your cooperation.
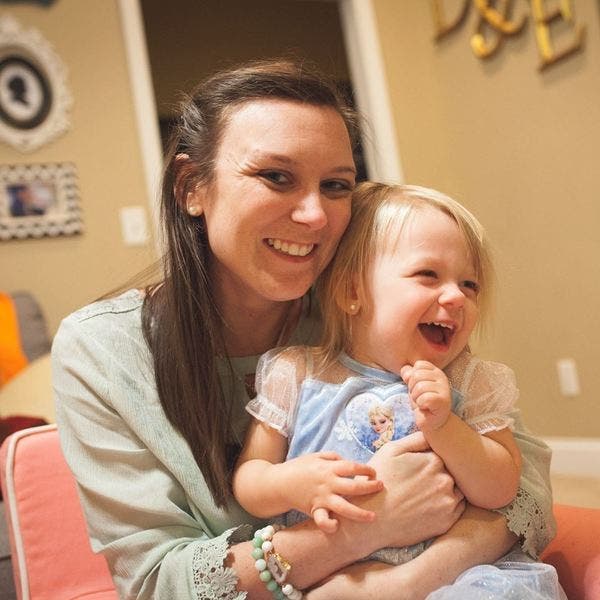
[401,361,521,509]
[232,418,384,532]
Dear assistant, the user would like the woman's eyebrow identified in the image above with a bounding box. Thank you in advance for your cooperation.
[250,151,357,175]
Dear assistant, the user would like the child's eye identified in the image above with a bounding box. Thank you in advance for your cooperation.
[416,270,437,279]
[462,280,480,294]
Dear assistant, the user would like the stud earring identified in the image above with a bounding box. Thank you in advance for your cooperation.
[349,303,358,314]
[187,204,202,217]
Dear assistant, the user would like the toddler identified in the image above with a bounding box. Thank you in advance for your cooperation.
[233,182,522,566]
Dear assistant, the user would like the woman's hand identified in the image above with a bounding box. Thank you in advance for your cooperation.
[342,432,465,552]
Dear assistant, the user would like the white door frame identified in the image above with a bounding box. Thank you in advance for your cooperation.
[117,0,404,251]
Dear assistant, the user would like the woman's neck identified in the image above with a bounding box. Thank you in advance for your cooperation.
[222,297,302,357]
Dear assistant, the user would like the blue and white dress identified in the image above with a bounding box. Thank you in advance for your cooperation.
[246,345,518,565]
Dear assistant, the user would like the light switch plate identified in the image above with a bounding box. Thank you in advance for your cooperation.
[119,206,149,246]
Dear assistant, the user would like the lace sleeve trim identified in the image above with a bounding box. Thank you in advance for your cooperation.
[192,525,252,600]
[468,414,515,435]
[494,487,552,559]
[246,396,289,437]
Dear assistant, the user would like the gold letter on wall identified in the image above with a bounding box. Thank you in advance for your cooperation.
[531,0,586,70]
[431,0,470,40]
[471,0,527,58]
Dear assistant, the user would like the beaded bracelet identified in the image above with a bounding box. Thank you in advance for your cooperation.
[251,525,303,599]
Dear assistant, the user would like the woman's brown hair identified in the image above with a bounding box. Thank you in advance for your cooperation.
[142,59,360,507]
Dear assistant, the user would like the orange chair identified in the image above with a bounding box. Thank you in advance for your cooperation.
[541,503,600,600]
[1,425,599,600]
[0,424,117,600]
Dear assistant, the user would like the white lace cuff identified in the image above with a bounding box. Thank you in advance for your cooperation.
[192,524,253,599]
[495,487,552,558]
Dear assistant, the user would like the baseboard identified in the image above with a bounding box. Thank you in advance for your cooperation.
[543,437,600,478]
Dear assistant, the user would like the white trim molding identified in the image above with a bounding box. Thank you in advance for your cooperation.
[338,0,404,184]
[117,0,163,253]
[544,437,600,478]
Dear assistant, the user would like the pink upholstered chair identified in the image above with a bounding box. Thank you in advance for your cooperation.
[1,425,599,600]
[0,424,117,600]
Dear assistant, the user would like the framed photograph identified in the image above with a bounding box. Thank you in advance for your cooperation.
[0,15,72,152]
[0,163,82,240]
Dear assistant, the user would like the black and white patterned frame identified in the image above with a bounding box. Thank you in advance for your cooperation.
[0,162,82,240]
[0,15,72,152]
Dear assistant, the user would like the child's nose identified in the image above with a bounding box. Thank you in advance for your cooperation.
[439,283,465,308]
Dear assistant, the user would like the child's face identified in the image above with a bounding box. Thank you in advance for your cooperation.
[350,206,479,375]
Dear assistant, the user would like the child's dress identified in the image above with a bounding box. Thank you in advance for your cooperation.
[246,345,518,565]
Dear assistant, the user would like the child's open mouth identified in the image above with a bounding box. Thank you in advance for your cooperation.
[418,322,454,347]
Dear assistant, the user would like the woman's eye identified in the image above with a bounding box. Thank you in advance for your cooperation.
[260,171,290,185]
[321,179,354,197]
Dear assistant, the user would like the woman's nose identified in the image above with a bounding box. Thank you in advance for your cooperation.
[290,192,328,230]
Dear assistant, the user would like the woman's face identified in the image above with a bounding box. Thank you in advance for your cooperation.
[191,99,356,307]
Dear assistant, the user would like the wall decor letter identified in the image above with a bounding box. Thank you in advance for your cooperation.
[431,0,471,40]
[470,0,527,58]
[531,0,586,70]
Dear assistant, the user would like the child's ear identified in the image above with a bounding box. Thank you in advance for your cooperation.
[336,281,361,315]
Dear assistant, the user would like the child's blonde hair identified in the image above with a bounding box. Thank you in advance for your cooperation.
[316,182,494,364]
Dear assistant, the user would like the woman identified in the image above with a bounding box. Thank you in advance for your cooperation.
[52,60,555,599]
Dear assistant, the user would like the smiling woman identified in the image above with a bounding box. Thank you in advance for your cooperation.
[52,60,559,600]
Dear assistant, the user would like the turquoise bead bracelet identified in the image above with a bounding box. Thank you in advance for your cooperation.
[252,525,303,599]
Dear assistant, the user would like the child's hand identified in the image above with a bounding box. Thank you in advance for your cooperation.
[400,360,452,432]
[281,451,383,533]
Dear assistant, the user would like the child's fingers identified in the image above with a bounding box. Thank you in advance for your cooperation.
[332,460,378,480]
[316,450,343,461]
[335,476,383,497]
[312,507,338,533]
[326,495,377,523]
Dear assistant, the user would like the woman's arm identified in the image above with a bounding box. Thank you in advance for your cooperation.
[232,433,465,597]
[233,419,383,531]
[306,505,516,600]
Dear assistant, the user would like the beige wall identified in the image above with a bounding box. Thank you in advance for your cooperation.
[0,0,156,335]
[372,0,600,437]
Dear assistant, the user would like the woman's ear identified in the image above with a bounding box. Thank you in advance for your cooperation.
[174,154,205,217]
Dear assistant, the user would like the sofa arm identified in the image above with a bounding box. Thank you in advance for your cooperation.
[541,503,600,600]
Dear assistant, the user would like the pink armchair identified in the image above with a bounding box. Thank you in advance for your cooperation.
[0,425,116,600]
[0,425,598,600]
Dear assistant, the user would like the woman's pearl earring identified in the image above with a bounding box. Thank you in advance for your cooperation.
[349,303,358,314]
[187,204,201,217]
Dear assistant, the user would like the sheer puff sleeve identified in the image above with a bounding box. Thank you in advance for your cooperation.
[448,351,518,435]
[446,350,556,557]
[245,346,311,437]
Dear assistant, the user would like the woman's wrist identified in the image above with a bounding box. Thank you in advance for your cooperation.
[268,518,371,590]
